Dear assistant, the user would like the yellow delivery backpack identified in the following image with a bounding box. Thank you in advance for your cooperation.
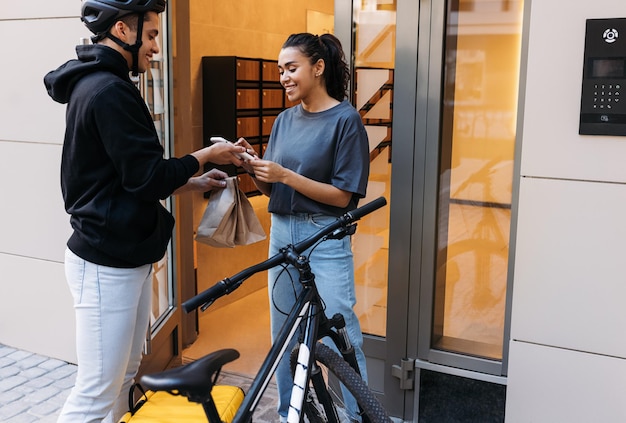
[119,383,244,423]
[119,349,244,423]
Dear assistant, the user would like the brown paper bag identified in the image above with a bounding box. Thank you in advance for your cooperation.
[195,176,266,248]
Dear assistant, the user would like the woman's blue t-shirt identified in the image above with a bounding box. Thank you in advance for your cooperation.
[263,100,370,216]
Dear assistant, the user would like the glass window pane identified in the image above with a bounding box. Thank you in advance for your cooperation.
[433,0,524,359]
[352,0,396,338]
[139,13,175,330]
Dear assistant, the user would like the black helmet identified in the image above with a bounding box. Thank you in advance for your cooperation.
[81,0,167,35]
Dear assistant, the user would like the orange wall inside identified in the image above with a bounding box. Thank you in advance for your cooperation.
[178,1,334,306]
[188,1,334,154]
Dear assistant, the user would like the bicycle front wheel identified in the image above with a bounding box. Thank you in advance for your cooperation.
[291,343,391,423]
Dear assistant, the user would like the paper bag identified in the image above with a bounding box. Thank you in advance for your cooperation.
[195,176,266,248]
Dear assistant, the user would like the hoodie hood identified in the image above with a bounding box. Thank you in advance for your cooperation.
[44,44,131,104]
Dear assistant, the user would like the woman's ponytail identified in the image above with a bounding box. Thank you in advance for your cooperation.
[319,34,349,101]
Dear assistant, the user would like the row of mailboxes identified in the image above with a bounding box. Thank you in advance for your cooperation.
[235,89,285,110]
[202,56,291,195]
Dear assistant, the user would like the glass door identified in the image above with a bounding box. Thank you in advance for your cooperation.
[351,1,396,339]
[339,0,525,420]
[421,0,524,371]
[136,7,181,370]
[141,13,173,338]
[337,0,398,405]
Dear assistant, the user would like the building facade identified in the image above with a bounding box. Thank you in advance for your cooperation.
[1,0,625,421]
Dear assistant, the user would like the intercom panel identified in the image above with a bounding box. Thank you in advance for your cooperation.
[580,18,626,136]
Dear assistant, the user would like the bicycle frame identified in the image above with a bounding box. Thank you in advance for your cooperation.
[234,278,317,422]
[233,252,354,423]
[176,197,387,422]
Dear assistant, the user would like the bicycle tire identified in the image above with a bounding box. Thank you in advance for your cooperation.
[290,343,391,423]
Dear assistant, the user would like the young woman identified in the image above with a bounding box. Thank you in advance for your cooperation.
[239,32,370,421]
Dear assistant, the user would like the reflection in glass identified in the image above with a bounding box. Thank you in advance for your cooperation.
[433,0,524,359]
[139,13,174,330]
[352,0,396,337]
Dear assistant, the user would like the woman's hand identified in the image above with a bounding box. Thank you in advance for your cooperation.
[234,138,257,156]
[234,138,260,174]
[233,139,274,196]
[173,168,229,194]
[247,159,287,184]
[249,159,352,208]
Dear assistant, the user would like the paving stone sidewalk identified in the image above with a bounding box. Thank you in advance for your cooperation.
[0,344,75,422]
[0,343,279,422]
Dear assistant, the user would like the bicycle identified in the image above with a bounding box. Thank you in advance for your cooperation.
[137,196,390,423]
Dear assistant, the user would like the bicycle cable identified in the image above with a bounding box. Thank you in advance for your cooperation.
[270,237,328,319]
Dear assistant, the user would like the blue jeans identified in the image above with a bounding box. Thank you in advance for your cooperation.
[58,248,152,423]
[268,213,367,421]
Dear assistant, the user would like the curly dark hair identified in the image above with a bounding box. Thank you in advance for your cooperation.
[282,33,350,102]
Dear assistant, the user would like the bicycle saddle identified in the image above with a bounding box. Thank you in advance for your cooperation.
[140,348,240,403]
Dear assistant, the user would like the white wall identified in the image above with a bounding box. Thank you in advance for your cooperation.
[3,2,626,417]
[507,0,626,420]
[0,1,91,362]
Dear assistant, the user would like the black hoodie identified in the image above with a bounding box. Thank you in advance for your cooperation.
[45,44,199,267]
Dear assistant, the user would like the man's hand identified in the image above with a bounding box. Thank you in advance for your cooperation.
[173,168,229,194]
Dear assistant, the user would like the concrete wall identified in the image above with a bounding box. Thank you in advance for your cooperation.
[506,1,626,420]
[0,1,91,362]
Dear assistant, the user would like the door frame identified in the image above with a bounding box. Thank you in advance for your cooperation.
[138,0,193,376]
[335,0,423,419]
[337,0,524,420]
[415,0,517,379]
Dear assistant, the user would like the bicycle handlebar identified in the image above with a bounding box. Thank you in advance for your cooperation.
[182,196,387,313]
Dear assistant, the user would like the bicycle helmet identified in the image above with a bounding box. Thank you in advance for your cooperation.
[81,0,166,35]
[81,0,166,76]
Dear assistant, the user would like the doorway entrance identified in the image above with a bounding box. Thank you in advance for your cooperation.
[182,2,394,383]
[183,195,272,376]
[343,0,525,420]
[179,1,525,421]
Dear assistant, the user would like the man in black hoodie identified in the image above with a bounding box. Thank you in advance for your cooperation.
[44,1,247,421]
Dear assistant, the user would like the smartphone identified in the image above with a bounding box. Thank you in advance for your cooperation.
[210,136,255,160]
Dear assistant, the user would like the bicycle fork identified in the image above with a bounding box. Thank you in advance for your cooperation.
[289,307,363,423]
[322,313,362,378]
[287,261,323,423]
[288,278,362,422]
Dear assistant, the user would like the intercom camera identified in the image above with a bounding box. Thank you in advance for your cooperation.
[580,18,626,136]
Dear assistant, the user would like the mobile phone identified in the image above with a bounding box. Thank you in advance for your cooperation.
[210,136,255,160]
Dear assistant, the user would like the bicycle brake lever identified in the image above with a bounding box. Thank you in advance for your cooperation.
[327,223,357,240]
[200,300,215,312]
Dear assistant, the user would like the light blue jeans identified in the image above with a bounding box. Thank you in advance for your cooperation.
[268,213,367,422]
[58,248,152,423]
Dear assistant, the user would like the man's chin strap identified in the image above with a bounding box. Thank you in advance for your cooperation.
[104,12,145,76]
